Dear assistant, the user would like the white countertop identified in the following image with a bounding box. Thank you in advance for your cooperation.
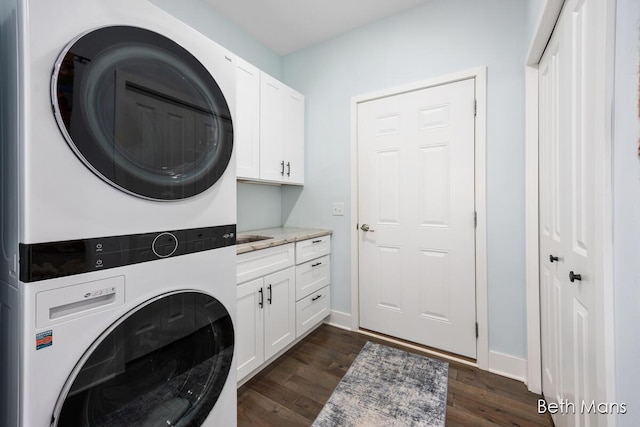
[236,227,332,254]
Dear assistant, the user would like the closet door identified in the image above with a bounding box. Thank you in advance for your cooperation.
[538,0,603,425]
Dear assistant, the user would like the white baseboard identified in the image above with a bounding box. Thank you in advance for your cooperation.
[324,310,352,331]
[489,350,527,383]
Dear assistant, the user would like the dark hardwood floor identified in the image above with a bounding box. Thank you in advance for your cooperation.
[237,325,553,426]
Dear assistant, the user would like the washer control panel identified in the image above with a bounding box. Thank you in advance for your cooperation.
[20,224,236,282]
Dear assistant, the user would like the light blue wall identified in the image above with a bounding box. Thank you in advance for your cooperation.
[613,0,640,423]
[237,183,282,232]
[525,0,545,51]
[282,0,528,357]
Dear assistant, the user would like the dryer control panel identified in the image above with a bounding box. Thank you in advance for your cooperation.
[19,224,236,282]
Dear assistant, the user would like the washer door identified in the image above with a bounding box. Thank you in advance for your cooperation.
[52,26,233,200]
[53,291,234,426]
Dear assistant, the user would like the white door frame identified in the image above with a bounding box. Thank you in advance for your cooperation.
[349,67,489,370]
[524,0,617,406]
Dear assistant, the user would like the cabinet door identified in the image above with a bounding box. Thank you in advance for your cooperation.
[259,72,286,182]
[235,57,260,180]
[236,278,265,380]
[284,87,304,185]
[263,267,296,360]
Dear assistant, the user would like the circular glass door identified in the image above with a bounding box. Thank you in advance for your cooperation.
[53,291,234,426]
[52,26,233,200]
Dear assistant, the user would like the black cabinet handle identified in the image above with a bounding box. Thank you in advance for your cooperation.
[280,161,285,176]
[312,295,322,302]
[287,162,291,177]
[268,284,272,304]
[258,288,264,308]
[312,239,322,244]
[569,271,582,282]
[549,255,559,263]
[311,262,322,268]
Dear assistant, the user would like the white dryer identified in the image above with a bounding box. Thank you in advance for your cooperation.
[0,0,239,425]
[23,0,237,246]
[17,0,238,281]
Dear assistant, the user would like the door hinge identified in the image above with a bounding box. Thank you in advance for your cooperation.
[476,322,479,339]
[473,99,477,116]
[474,211,477,228]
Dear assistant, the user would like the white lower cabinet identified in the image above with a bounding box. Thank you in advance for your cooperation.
[236,277,264,379]
[236,236,331,384]
[294,237,331,338]
[236,267,295,381]
[263,267,296,360]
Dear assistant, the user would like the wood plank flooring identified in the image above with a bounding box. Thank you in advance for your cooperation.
[237,325,553,426]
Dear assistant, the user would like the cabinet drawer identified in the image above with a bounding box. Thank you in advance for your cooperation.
[295,235,331,264]
[295,255,330,301]
[295,285,330,338]
[237,243,295,285]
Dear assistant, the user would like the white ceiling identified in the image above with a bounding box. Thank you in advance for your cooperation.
[204,0,432,56]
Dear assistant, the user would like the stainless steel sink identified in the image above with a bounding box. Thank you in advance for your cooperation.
[236,235,271,245]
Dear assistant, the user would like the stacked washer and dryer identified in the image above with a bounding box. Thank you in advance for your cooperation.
[1,0,238,426]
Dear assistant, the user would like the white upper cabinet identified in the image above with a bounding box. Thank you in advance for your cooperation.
[234,59,305,185]
[259,72,287,182]
[235,57,260,181]
[284,87,304,185]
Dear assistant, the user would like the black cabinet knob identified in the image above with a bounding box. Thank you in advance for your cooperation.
[549,255,559,263]
[569,271,582,282]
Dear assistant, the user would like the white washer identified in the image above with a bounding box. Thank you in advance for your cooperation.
[0,0,238,425]
[23,249,237,427]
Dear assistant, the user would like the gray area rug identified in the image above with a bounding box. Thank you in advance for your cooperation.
[313,342,448,427]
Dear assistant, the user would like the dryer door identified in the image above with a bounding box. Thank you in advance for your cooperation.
[52,26,233,201]
[53,291,234,426]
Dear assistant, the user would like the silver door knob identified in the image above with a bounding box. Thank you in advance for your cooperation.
[360,224,375,232]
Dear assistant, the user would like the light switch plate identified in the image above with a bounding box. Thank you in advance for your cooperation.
[332,202,345,216]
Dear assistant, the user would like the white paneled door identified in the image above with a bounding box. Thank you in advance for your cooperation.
[539,0,602,425]
[358,79,477,358]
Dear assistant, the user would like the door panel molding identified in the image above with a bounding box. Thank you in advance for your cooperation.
[349,67,488,370]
